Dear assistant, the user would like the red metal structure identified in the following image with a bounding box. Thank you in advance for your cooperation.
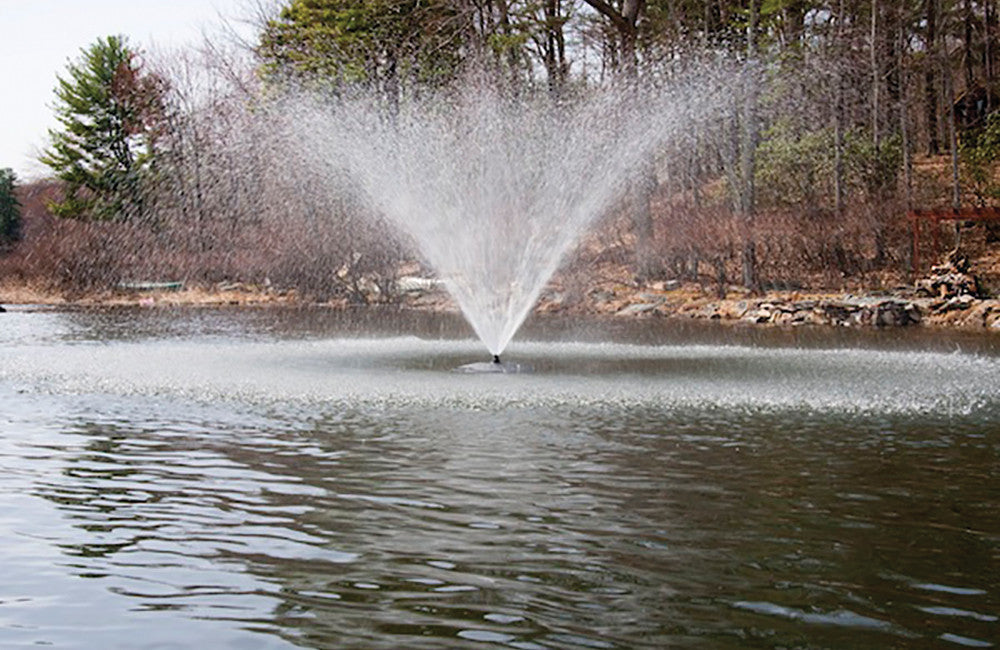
[908,207,1000,274]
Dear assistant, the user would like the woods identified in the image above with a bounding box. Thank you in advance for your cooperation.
[8,0,1000,301]
[0,168,20,247]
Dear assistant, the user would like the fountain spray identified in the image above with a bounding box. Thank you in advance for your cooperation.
[290,66,729,359]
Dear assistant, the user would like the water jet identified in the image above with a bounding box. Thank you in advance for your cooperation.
[293,72,725,357]
[454,353,532,374]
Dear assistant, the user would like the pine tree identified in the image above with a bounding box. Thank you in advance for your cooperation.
[40,35,165,221]
[0,168,21,246]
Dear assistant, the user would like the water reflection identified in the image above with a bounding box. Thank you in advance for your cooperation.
[1,389,994,649]
[0,309,997,648]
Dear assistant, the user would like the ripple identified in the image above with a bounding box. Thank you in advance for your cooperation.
[732,601,905,635]
[918,606,999,622]
[940,632,995,647]
[1,312,999,648]
[914,583,989,596]
[458,630,517,643]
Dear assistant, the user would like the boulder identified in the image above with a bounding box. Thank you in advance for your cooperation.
[915,252,983,299]
[873,301,919,327]
[820,302,856,325]
[937,294,977,313]
[396,276,444,294]
[589,290,615,304]
[745,308,774,323]
[617,302,660,316]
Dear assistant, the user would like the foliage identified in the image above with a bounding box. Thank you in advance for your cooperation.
[756,121,902,213]
[39,35,166,221]
[755,121,831,211]
[257,0,465,90]
[960,111,1000,205]
[0,168,21,246]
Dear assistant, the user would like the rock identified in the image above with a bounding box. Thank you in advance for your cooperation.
[617,302,660,316]
[396,276,443,293]
[915,253,983,299]
[820,302,855,324]
[851,308,872,326]
[804,310,829,326]
[589,290,615,303]
[745,308,773,323]
[648,280,681,291]
[873,301,919,327]
[548,291,567,305]
[773,311,799,326]
[0,305,5,313]
[937,294,977,313]
[718,301,749,319]
[946,250,972,273]
[875,306,896,327]
[965,301,994,327]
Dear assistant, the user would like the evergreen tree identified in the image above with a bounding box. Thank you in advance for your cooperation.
[40,35,165,221]
[0,168,21,246]
[258,0,465,98]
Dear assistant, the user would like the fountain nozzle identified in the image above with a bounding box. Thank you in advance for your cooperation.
[492,354,501,364]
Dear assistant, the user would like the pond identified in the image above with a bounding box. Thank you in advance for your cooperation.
[1,306,998,648]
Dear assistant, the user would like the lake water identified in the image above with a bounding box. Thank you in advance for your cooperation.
[1,306,998,649]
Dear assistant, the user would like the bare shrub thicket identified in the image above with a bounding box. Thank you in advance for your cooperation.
[137,47,408,302]
[0,13,957,301]
[0,46,407,302]
[643,203,911,291]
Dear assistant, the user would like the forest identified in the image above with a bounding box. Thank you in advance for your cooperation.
[4,0,1000,303]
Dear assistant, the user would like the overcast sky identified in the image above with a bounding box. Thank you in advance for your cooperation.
[0,0,261,179]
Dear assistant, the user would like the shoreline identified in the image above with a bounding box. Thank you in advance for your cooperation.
[4,276,1000,333]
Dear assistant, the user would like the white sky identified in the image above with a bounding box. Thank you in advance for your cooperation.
[0,0,262,179]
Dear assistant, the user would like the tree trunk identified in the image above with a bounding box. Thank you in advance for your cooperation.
[544,0,559,94]
[834,0,846,218]
[943,41,964,247]
[964,0,975,91]
[555,0,566,87]
[834,83,846,217]
[740,0,760,292]
[497,0,521,90]
[899,1,913,211]
[872,2,881,150]
[385,51,399,122]
[987,0,996,112]
[925,0,940,155]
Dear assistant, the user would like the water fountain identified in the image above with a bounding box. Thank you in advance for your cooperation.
[3,42,1000,650]
[291,73,722,363]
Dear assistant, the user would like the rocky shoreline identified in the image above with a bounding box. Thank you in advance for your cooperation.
[588,291,1000,330]
[3,254,1000,332]
[531,253,999,331]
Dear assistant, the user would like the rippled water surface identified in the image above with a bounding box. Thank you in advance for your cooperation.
[1,306,998,649]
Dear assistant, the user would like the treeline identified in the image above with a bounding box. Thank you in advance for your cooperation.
[5,0,1000,300]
